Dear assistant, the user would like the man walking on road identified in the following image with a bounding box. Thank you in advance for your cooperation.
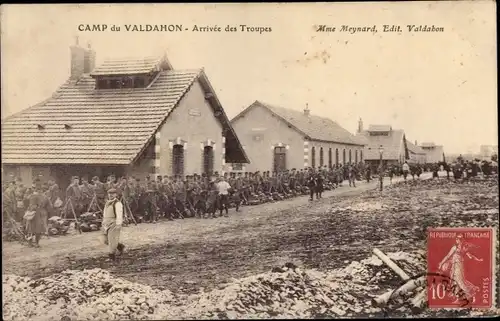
[402,161,410,182]
[217,176,231,217]
[348,165,357,187]
[101,188,125,262]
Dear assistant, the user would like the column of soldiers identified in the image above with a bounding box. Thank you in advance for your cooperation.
[3,163,369,226]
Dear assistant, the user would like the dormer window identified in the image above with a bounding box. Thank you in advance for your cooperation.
[96,75,149,89]
[134,77,145,88]
[64,124,72,130]
[37,124,45,130]
[369,131,389,136]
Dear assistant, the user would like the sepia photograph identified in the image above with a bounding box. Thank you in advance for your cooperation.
[1,2,498,320]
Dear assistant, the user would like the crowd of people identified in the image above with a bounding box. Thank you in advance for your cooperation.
[2,158,497,249]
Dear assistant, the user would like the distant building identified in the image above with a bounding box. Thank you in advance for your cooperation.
[357,122,409,170]
[406,140,426,164]
[479,145,498,161]
[419,142,445,163]
[1,41,248,189]
[230,101,365,173]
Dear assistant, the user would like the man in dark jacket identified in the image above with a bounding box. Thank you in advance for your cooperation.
[307,173,316,201]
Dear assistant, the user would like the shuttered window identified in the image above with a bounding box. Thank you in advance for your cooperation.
[203,146,214,175]
[319,147,324,167]
[311,147,316,168]
[343,149,346,164]
[328,148,332,168]
[335,149,339,165]
[355,150,358,164]
[349,149,352,164]
[360,150,363,162]
[273,146,287,172]
[172,144,184,177]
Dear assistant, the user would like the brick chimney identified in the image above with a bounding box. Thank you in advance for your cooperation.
[415,140,418,146]
[83,42,96,73]
[70,36,85,80]
[357,117,364,133]
[304,103,310,116]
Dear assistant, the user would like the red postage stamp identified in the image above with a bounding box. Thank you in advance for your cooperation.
[427,227,495,309]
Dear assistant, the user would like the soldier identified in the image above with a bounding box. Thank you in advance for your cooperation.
[3,180,17,223]
[173,175,186,219]
[206,178,219,218]
[101,188,125,261]
[66,176,83,217]
[127,177,139,218]
[316,173,324,199]
[14,178,27,222]
[144,176,158,223]
[92,176,106,211]
[25,178,54,247]
[80,176,93,212]
[348,165,357,187]
[307,171,317,201]
[136,178,147,220]
[191,174,203,217]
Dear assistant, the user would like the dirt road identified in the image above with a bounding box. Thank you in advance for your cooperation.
[3,176,399,269]
[7,173,497,299]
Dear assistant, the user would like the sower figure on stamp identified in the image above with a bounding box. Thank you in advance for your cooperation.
[438,234,483,303]
[101,188,125,262]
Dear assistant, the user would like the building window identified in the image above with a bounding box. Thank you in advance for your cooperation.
[109,79,122,89]
[335,148,339,165]
[134,77,146,88]
[96,78,109,89]
[355,150,358,164]
[121,77,133,88]
[319,147,324,167]
[274,146,287,172]
[343,149,346,165]
[328,148,332,168]
[349,149,352,164]
[203,146,214,175]
[360,150,363,162]
[172,144,184,177]
[311,147,316,168]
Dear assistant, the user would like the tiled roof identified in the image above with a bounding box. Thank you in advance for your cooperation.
[367,125,392,132]
[406,140,425,154]
[1,69,202,164]
[90,56,164,76]
[420,142,436,147]
[238,101,364,146]
[360,129,406,160]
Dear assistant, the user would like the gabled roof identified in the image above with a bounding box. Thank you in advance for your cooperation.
[360,128,406,160]
[406,140,425,155]
[90,55,172,76]
[231,101,364,146]
[2,61,248,165]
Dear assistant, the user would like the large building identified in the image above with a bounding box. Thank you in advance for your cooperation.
[406,140,427,164]
[419,142,445,163]
[229,101,365,173]
[357,122,409,170]
[479,145,498,161]
[1,42,248,189]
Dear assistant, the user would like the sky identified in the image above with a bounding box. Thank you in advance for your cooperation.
[1,2,497,154]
